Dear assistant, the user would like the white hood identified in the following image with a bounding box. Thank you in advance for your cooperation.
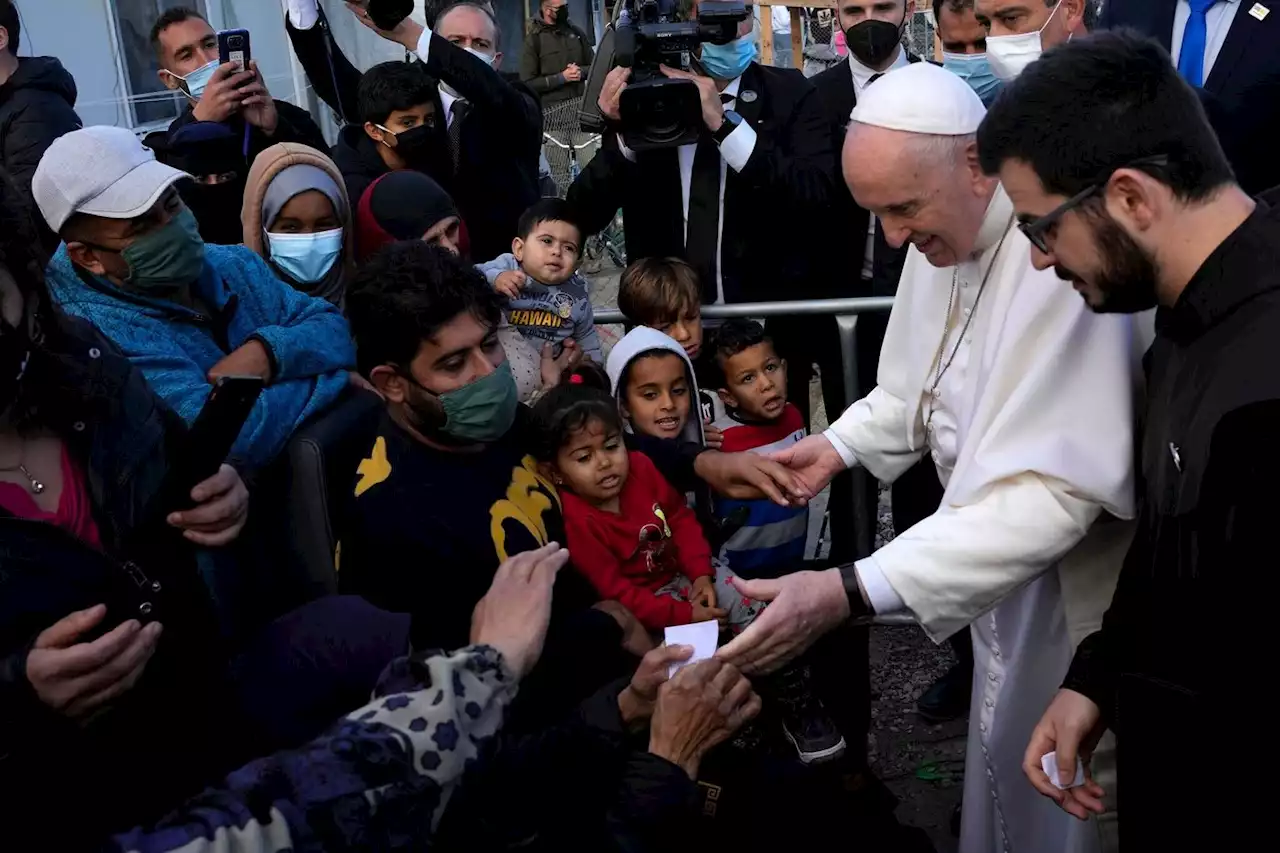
[605,327,708,445]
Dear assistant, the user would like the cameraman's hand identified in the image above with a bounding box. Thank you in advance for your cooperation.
[563,63,583,83]
[659,65,726,133]
[598,66,631,122]
[191,63,257,124]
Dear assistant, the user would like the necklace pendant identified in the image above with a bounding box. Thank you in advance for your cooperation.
[17,464,45,495]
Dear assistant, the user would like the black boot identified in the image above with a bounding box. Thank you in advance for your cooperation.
[767,663,847,765]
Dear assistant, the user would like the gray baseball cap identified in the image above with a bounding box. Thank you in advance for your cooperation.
[32,126,190,234]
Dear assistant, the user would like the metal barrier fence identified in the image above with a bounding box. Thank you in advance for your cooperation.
[594,296,896,567]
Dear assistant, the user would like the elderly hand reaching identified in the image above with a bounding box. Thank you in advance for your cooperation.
[769,433,850,498]
[716,569,850,675]
[470,543,570,679]
[648,658,761,779]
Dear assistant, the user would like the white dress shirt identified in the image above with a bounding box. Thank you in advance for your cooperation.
[617,74,758,305]
[1170,0,1243,80]
[848,49,911,280]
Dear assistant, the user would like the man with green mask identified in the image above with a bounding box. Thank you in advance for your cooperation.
[33,126,355,470]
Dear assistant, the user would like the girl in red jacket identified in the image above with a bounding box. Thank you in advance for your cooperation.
[532,365,763,634]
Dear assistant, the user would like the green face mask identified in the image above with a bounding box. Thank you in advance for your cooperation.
[120,207,207,295]
[412,360,519,444]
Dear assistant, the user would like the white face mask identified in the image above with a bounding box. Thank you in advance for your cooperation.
[985,0,1064,81]
[441,46,496,99]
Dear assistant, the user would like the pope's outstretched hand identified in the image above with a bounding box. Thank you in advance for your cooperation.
[716,569,850,675]
[770,434,849,497]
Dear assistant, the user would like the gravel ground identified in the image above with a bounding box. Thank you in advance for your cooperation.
[589,268,967,851]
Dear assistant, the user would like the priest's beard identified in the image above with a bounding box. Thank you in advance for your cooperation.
[1058,212,1160,314]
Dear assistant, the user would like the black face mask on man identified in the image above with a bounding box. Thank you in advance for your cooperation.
[845,14,905,68]
[554,4,569,25]
[377,123,449,175]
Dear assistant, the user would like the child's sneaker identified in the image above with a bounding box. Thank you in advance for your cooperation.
[771,664,847,765]
[780,701,847,765]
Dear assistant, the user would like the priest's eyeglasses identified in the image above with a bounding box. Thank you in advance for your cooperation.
[1017,155,1171,254]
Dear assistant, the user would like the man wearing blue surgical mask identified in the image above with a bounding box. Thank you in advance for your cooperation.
[937,0,1003,105]
[147,8,327,245]
[34,126,355,470]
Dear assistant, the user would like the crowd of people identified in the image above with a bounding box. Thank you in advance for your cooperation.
[0,0,1275,850]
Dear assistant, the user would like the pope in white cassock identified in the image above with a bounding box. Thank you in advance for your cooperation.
[718,63,1136,853]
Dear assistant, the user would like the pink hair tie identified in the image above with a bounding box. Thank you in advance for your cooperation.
[569,374,584,385]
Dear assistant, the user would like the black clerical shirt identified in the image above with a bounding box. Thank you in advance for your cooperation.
[1062,199,1280,848]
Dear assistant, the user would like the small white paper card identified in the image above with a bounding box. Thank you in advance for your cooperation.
[663,621,720,677]
[1041,752,1086,790]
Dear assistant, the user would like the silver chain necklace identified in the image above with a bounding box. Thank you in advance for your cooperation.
[922,218,1015,433]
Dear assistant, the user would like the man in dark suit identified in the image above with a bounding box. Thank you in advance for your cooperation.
[1099,0,1280,195]
[288,1,541,263]
[567,5,835,307]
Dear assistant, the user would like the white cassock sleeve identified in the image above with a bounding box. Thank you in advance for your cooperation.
[829,256,1136,643]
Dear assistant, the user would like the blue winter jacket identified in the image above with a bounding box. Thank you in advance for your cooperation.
[44,243,354,469]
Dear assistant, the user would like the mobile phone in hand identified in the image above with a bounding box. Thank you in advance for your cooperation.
[218,28,252,74]
[162,375,263,511]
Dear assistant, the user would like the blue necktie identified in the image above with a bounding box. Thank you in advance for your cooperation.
[1177,0,1218,87]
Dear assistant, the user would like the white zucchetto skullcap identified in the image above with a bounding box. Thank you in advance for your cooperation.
[850,62,986,135]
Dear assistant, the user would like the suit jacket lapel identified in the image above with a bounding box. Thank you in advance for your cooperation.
[1152,0,1178,52]
[734,62,766,127]
[1206,2,1272,91]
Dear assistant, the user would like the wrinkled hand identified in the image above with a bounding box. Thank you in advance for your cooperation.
[618,643,694,728]
[702,423,724,451]
[694,450,809,507]
[239,61,279,136]
[494,270,527,299]
[191,63,258,124]
[26,606,163,720]
[167,464,249,546]
[208,339,273,383]
[594,599,656,657]
[471,543,569,679]
[345,1,425,50]
[649,659,761,778]
[769,433,848,498]
[717,568,849,674]
[690,575,716,609]
[598,66,631,122]
[1024,689,1108,820]
[563,63,583,83]
[659,65,725,132]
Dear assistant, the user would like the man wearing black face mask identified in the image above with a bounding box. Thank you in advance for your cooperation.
[522,0,595,105]
[330,61,449,208]
[34,126,356,471]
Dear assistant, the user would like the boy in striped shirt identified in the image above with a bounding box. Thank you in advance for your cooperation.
[708,320,810,577]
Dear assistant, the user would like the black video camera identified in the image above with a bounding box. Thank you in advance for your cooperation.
[611,0,750,151]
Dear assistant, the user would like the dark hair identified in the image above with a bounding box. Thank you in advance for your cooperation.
[977,31,1233,202]
[0,0,20,54]
[708,319,770,387]
[149,6,206,55]
[435,1,502,48]
[531,363,623,461]
[618,257,701,327]
[358,62,439,126]
[346,240,503,376]
[517,197,581,242]
[932,0,973,26]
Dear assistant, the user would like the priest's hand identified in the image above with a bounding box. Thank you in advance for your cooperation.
[716,568,849,675]
[769,434,849,497]
[1023,689,1108,821]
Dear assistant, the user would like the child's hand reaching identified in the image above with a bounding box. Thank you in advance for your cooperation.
[691,602,728,625]
[691,576,717,609]
[494,270,527,299]
[703,423,724,450]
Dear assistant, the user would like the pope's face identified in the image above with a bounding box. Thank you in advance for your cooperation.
[844,126,992,268]
[1000,159,1159,313]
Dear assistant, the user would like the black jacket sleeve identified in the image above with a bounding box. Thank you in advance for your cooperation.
[567,134,630,235]
[1,92,82,201]
[285,7,363,123]
[423,32,542,141]
[269,100,330,153]
[521,30,563,96]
